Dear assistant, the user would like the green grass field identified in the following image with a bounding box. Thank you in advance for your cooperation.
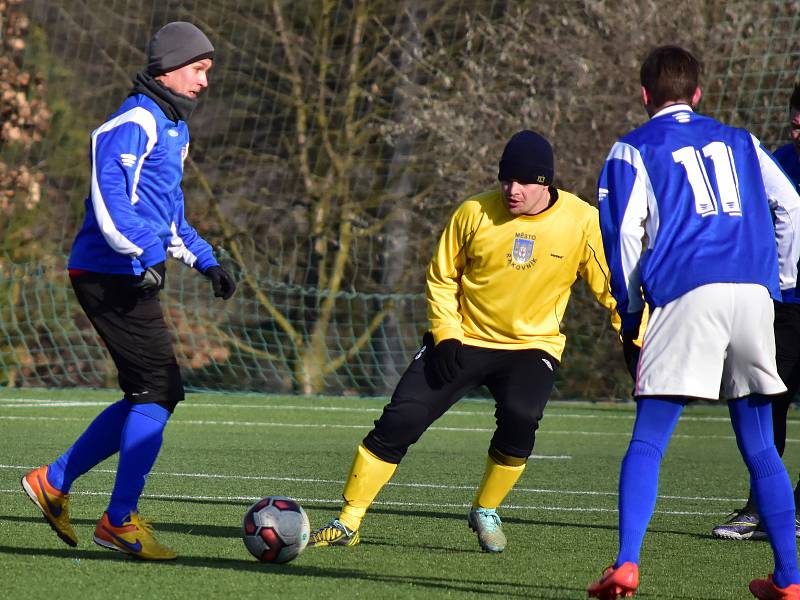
[1,388,798,599]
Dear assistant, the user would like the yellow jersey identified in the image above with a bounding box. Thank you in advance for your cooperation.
[426,187,620,359]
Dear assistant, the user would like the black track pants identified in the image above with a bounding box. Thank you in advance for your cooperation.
[364,332,559,463]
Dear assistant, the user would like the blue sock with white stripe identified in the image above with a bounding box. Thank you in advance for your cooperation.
[107,402,171,526]
[729,395,800,588]
[47,399,131,493]
[616,396,685,566]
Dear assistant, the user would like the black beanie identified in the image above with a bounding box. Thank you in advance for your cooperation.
[146,22,215,76]
[497,130,554,185]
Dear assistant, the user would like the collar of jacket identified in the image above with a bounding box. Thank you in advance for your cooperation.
[129,71,198,123]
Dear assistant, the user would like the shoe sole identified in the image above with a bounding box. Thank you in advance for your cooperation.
[20,475,78,547]
[467,516,505,553]
[93,534,133,556]
[588,586,636,600]
[712,528,767,541]
[307,535,359,548]
[92,534,177,561]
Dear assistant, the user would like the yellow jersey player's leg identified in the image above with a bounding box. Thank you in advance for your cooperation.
[309,444,396,547]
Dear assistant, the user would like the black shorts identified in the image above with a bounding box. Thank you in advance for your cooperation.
[364,332,559,463]
[775,301,800,400]
[70,272,184,408]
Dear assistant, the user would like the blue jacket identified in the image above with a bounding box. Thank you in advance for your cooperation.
[68,94,218,275]
[774,143,800,189]
[773,142,800,302]
[598,105,800,332]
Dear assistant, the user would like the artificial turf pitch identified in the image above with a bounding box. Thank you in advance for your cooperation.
[1,388,797,599]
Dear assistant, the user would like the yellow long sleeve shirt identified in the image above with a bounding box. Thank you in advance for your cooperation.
[426,187,620,360]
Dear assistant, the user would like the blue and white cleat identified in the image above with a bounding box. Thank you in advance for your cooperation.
[468,507,506,553]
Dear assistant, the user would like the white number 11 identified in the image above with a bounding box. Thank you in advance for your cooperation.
[672,142,742,217]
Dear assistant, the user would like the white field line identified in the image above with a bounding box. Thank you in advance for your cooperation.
[0,464,746,505]
[3,397,798,425]
[0,487,731,516]
[1,413,797,444]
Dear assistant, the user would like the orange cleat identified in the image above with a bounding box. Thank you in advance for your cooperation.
[750,574,800,599]
[587,562,639,599]
[21,465,78,547]
[93,512,177,560]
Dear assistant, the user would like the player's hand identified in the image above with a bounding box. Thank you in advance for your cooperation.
[135,261,166,293]
[432,338,463,384]
[621,330,640,380]
[205,265,236,300]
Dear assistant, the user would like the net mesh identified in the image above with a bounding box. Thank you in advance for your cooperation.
[3,0,799,398]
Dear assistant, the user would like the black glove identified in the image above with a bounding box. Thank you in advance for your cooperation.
[135,261,166,293]
[621,330,640,380]
[205,265,236,300]
[432,338,463,384]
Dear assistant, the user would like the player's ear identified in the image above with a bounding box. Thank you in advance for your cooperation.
[691,86,702,108]
[640,86,649,107]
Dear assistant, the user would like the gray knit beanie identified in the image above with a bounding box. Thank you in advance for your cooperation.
[146,22,214,75]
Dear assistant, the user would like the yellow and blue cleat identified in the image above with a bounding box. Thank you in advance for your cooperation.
[93,512,177,560]
[308,519,360,547]
[21,465,78,547]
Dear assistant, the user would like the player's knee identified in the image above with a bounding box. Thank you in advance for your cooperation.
[154,364,184,410]
[489,427,536,458]
[362,433,405,463]
[498,400,544,431]
[157,399,179,413]
[488,445,528,466]
[627,438,664,460]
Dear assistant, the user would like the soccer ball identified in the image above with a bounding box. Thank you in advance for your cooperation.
[241,496,310,563]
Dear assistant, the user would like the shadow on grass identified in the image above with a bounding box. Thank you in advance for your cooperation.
[3,506,714,543]
[0,543,599,599]
[4,514,512,555]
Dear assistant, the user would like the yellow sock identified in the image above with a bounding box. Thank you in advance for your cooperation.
[338,443,397,531]
[472,451,526,509]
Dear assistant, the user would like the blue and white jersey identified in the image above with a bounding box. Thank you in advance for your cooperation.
[68,94,218,275]
[598,104,800,332]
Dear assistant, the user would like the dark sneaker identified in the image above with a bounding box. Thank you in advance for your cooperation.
[712,508,766,540]
[796,513,800,538]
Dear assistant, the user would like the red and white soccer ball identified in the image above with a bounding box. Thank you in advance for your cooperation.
[242,496,310,563]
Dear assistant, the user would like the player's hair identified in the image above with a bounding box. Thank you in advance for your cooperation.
[790,83,800,112]
[640,45,701,108]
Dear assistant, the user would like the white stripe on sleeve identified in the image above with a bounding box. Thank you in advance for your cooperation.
[752,134,800,290]
[89,107,158,257]
[607,142,656,313]
[167,222,199,267]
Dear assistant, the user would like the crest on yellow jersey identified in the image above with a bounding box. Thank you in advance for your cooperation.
[511,235,535,266]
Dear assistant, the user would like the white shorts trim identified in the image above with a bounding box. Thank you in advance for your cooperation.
[635,283,786,400]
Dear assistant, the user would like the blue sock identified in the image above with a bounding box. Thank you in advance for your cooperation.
[47,399,131,493]
[616,396,685,566]
[107,403,171,526]
[729,395,800,588]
